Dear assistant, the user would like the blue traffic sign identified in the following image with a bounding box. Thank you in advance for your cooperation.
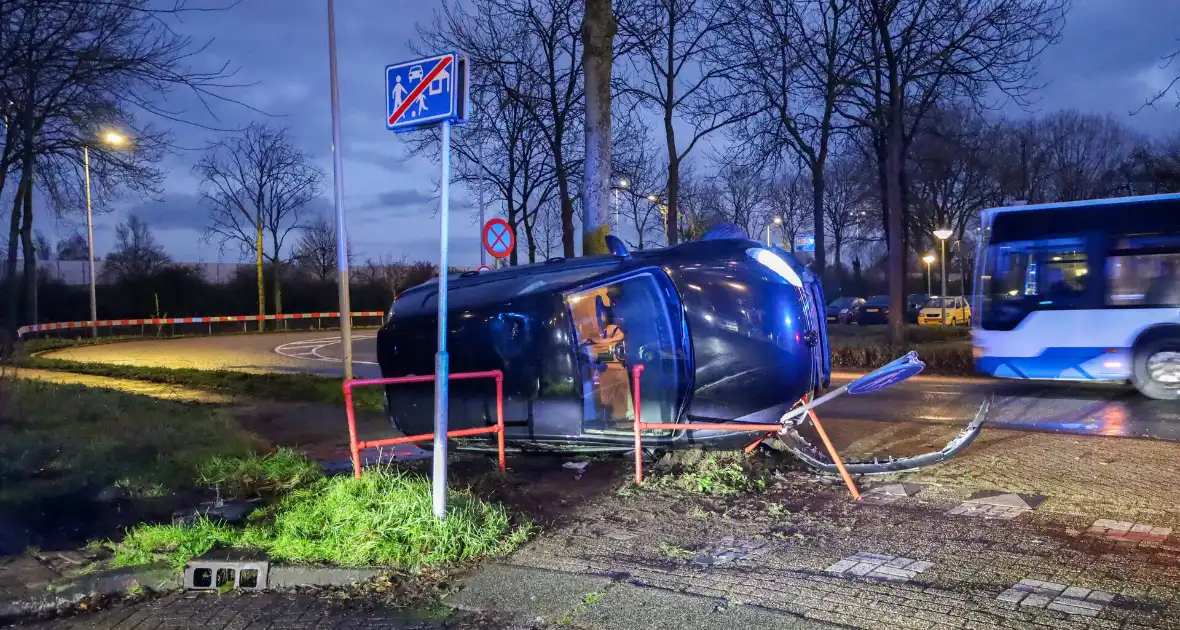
[386,53,462,132]
[846,351,925,395]
[794,234,816,252]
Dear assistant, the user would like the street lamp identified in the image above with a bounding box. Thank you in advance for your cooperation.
[922,254,936,295]
[613,179,628,232]
[766,216,782,246]
[933,228,953,324]
[83,130,130,337]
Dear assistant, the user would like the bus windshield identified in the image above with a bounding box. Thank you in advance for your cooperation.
[979,238,1090,330]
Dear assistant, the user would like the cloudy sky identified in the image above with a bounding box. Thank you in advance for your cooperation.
[42,0,1180,266]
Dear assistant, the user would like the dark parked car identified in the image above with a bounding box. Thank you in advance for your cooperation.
[856,295,890,325]
[376,231,831,454]
[906,293,929,324]
[826,297,865,324]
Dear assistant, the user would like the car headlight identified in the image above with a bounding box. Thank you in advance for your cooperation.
[746,248,803,288]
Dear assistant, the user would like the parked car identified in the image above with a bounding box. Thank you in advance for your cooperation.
[906,293,928,323]
[856,295,891,325]
[377,230,831,454]
[826,297,865,324]
[918,296,972,326]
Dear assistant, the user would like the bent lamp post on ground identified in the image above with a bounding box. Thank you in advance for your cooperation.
[342,370,506,479]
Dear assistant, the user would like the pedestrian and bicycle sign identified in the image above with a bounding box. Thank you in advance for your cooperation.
[482,218,515,259]
[386,53,469,132]
[385,51,475,521]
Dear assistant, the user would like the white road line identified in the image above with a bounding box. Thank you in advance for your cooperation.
[274,335,378,366]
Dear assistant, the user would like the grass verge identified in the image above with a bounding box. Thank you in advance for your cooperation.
[110,465,532,570]
[0,378,263,505]
[18,352,383,411]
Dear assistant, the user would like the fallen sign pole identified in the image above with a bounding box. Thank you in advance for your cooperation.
[387,51,470,520]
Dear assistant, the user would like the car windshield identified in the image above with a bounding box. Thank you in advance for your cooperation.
[924,297,951,308]
[829,298,852,309]
[866,296,889,306]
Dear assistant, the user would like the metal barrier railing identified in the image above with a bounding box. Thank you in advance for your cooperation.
[341,370,505,478]
[16,311,387,338]
[629,364,861,499]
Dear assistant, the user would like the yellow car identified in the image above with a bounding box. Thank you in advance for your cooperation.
[918,296,971,326]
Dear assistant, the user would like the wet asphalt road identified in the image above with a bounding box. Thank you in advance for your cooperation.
[43,331,1180,441]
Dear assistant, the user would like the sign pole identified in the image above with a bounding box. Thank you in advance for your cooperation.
[478,143,487,268]
[433,119,452,520]
[327,0,353,380]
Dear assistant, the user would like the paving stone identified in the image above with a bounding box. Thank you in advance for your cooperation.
[824,553,933,583]
[949,502,1031,520]
[1086,519,1172,544]
[995,579,1116,618]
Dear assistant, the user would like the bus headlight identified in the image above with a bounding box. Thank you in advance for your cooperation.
[971,346,984,359]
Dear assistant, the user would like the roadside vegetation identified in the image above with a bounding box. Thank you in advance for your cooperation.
[0,374,530,570]
[109,464,531,570]
[15,339,383,411]
[828,324,973,374]
[644,451,770,496]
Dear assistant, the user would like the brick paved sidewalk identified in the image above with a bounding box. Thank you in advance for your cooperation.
[7,591,546,630]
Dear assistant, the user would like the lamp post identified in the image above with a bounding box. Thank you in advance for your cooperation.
[613,179,628,232]
[933,228,953,324]
[83,131,128,337]
[766,216,782,246]
[922,254,935,295]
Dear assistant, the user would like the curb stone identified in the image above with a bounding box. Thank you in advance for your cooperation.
[0,562,386,624]
[0,563,178,623]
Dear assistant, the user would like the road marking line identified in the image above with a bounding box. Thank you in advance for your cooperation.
[274,336,378,366]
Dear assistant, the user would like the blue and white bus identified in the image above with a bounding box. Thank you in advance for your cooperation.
[971,192,1180,399]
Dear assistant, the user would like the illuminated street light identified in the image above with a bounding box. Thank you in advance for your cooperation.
[647,194,657,202]
[923,254,936,295]
[766,216,782,246]
[83,130,132,336]
[933,228,953,324]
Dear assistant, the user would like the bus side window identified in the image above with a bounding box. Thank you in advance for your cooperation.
[1107,235,1180,307]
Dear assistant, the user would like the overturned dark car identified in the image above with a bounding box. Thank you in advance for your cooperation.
[376,230,985,472]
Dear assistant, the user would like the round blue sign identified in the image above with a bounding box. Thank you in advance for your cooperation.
[846,358,925,395]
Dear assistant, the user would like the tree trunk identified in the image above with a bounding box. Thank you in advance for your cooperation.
[508,201,521,266]
[664,123,680,247]
[810,167,827,284]
[272,261,283,317]
[20,177,35,326]
[556,159,576,258]
[885,111,906,345]
[580,0,616,257]
[255,215,265,331]
[4,179,24,334]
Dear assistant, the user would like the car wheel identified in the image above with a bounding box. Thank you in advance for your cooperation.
[1133,336,1180,400]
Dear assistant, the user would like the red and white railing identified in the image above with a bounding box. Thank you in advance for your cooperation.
[16,311,386,338]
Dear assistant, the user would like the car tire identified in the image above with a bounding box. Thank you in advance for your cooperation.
[1132,336,1180,400]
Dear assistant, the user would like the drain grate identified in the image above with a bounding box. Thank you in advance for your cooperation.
[185,556,269,591]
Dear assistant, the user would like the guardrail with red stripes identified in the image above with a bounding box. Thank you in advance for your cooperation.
[16,311,386,338]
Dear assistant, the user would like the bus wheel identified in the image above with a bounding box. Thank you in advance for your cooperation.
[1133,337,1180,400]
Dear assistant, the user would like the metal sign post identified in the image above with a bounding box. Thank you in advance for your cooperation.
[387,51,469,520]
[326,0,353,380]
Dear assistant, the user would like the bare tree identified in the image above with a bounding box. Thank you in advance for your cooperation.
[614,143,667,249]
[907,105,1004,259]
[103,214,169,281]
[836,0,1069,341]
[292,214,352,281]
[767,168,812,252]
[420,0,585,257]
[1,0,229,331]
[823,155,872,272]
[55,233,89,261]
[720,0,863,282]
[710,163,765,236]
[617,0,749,246]
[194,123,324,324]
[1136,40,1180,112]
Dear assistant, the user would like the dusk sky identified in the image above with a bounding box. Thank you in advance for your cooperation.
[39,0,1180,266]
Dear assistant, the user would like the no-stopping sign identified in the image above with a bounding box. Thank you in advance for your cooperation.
[482,218,515,259]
